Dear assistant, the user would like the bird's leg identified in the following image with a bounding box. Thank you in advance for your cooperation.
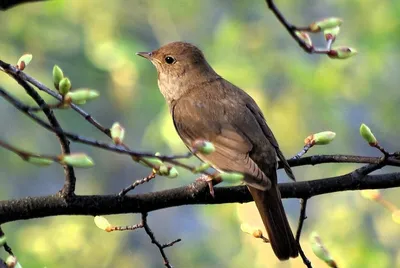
[195,174,222,198]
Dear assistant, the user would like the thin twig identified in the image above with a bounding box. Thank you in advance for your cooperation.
[298,245,312,268]
[141,212,181,268]
[25,101,65,112]
[292,144,313,160]
[265,0,336,56]
[119,172,157,196]
[3,86,400,174]
[295,199,312,267]
[0,139,60,162]
[265,0,312,52]
[110,223,144,232]
[161,238,182,249]
[1,64,77,197]
[353,162,386,179]
[373,143,391,158]
[295,199,308,242]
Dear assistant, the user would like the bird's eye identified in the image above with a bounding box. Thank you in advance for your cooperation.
[164,56,175,64]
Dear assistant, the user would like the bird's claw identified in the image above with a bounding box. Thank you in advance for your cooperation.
[196,175,216,198]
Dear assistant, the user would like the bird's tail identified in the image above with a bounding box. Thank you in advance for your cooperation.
[247,184,298,260]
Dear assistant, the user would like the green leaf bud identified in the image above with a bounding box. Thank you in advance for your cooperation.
[359,123,377,146]
[60,153,95,168]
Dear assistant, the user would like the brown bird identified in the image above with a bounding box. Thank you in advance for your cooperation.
[137,42,298,260]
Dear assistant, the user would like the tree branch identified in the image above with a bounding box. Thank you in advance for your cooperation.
[0,171,399,224]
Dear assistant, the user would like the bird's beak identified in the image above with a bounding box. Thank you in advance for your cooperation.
[136,52,152,60]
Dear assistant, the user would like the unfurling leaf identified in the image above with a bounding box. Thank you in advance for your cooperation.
[26,156,54,166]
[219,172,244,182]
[310,232,337,268]
[60,153,94,168]
[192,139,215,155]
[359,123,377,146]
[310,17,343,32]
[52,65,64,89]
[110,122,125,145]
[64,89,100,104]
[360,190,381,201]
[295,31,312,47]
[59,77,71,95]
[324,26,340,41]
[94,216,113,232]
[304,131,336,145]
[16,54,32,70]
[328,47,358,59]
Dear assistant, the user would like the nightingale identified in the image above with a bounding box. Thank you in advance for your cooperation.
[137,42,298,260]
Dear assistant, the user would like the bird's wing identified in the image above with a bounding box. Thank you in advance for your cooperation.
[245,103,296,181]
[172,96,271,190]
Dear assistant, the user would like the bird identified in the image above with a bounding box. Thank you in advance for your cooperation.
[137,41,298,260]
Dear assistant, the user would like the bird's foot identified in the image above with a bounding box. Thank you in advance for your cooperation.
[195,175,221,198]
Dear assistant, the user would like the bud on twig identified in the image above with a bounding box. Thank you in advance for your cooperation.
[16,54,32,71]
[192,139,215,155]
[60,153,95,168]
[252,229,263,239]
[309,17,343,32]
[166,166,179,178]
[295,31,313,47]
[304,131,336,145]
[139,157,178,178]
[240,223,268,242]
[110,122,125,145]
[64,89,100,104]
[328,47,357,59]
[139,157,164,168]
[157,165,179,178]
[94,216,113,232]
[324,26,340,41]
[359,123,377,146]
[52,65,64,89]
[58,77,71,95]
[26,156,54,166]
[218,172,244,182]
[310,232,337,268]
[193,163,211,173]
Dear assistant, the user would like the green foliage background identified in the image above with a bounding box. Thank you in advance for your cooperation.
[1,0,400,267]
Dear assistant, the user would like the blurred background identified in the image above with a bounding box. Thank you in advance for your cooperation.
[1,0,400,267]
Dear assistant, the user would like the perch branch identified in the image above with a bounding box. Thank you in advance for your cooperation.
[0,171,399,224]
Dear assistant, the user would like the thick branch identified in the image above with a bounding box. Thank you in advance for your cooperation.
[0,172,399,224]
